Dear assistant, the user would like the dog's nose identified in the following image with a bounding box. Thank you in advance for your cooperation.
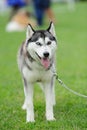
[43,52,49,58]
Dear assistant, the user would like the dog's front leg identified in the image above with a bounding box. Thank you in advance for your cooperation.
[22,78,34,122]
[44,82,55,121]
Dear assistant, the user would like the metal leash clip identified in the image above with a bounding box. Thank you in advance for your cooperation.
[52,71,87,98]
[53,73,63,85]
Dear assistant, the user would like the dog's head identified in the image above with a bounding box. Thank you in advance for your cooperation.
[26,22,57,69]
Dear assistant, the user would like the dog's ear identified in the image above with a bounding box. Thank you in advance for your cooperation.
[26,24,35,39]
[47,22,56,37]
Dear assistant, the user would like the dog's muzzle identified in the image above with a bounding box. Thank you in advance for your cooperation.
[43,52,49,58]
[35,52,51,69]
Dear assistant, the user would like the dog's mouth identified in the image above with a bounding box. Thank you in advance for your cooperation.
[41,58,51,69]
[35,52,51,69]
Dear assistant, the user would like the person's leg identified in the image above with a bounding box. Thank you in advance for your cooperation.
[33,0,44,26]
[36,9,44,25]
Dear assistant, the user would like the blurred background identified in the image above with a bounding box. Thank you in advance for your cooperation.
[0,0,87,30]
[0,0,86,31]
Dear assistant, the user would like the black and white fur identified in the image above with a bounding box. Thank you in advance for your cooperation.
[17,22,57,122]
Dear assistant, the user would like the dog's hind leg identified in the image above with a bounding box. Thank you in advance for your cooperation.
[40,77,56,106]
[51,78,56,106]
[22,77,35,122]
[43,82,56,121]
[22,78,27,110]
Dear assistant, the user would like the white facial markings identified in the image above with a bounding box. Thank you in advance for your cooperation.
[45,37,51,45]
[27,36,57,61]
[45,37,57,54]
[37,38,44,46]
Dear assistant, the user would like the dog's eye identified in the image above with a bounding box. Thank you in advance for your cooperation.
[47,41,51,45]
[36,42,42,46]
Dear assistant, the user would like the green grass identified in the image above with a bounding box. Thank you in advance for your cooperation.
[0,2,87,130]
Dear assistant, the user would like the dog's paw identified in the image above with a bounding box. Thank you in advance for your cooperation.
[46,115,56,121]
[26,116,35,123]
[26,111,35,123]
[47,117,56,121]
[46,112,56,121]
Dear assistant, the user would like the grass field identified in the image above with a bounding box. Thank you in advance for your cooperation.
[0,2,87,130]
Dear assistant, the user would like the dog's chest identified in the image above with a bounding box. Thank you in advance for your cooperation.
[23,66,52,83]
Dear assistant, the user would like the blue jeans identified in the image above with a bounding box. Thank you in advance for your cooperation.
[33,0,51,26]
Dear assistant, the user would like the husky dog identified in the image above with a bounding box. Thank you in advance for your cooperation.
[17,22,57,122]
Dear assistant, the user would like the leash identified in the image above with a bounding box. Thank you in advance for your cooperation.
[53,72,87,98]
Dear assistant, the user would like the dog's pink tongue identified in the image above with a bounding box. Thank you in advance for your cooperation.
[41,58,50,69]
